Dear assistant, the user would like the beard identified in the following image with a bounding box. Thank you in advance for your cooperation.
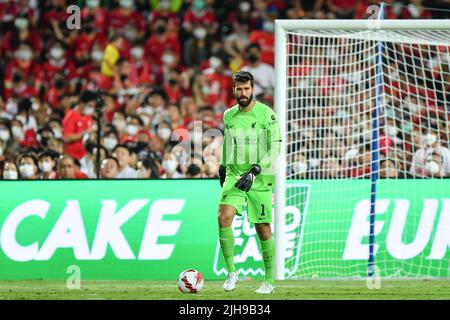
[237,95,253,108]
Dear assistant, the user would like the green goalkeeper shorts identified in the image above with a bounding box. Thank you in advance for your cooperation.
[219,176,273,224]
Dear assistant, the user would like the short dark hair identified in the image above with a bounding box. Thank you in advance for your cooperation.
[112,144,130,155]
[232,71,254,88]
[102,156,120,168]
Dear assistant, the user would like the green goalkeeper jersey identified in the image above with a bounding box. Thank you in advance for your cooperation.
[220,101,281,191]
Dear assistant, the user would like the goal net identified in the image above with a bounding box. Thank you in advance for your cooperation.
[274,20,450,279]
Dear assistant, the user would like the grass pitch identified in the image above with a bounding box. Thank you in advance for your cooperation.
[0,279,449,300]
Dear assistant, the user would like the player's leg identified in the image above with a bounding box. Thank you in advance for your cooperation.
[218,204,237,274]
[247,189,275,294]
[254,222,275,293]
[218,179,246,291]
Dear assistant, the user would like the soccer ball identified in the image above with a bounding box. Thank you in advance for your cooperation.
[177,269,204,293]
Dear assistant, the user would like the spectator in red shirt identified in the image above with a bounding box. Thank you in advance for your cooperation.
[147,0,182,34]
[144,18,180,65]
[198,55,234,108]
[3,71,38,101]
[108,0,146,40]
[73,17,107,68]
[2,14,42,60]
[57,154,89,179]
[62,91,96,160]
[81,0,109,36]
[41,42,77,90]
[4,43,42,93]
[128,43,154,87]
[182,0,218,38]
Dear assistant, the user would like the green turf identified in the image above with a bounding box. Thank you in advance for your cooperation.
[1,279,450,300]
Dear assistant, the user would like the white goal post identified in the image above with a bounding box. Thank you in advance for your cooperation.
[274,19,450,280]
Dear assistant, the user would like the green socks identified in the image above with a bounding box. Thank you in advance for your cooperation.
[260,237,275,285]
[219,227,236,273]
[220,226,275,285]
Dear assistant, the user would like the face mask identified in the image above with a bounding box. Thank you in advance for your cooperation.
[408,103,419,113]
[124,28,137,41]
[14,18,29,29]
[83,106,95,116]
[131,47,144,59]
[425,161,440,176]
[113,119,126,131]
[209,56,222,69]
[156,25,166,35]
[424,133,437,146]
[53,128,62,139]
[333,125,345,137]
[193,28,207,40]
[0,129,10,141]
[126,124,138,136]
[309,158,321,169]
[91,50,103,62]
[15,49,32,61]
[162,160,177,173]
[263,21,274,32]
[11,126,24,140]
[193,0,205,10]
[247,53,258,63]
[239,2,251,12]
[120,0,133,8]
[103,137,118,150]
[3,170,18,180]
[139,106,154,116]
[39,161,53,173]
[345,148,359,161]
[385,125,398,137]
[50,47,64,60]
[19,164,35,178]
[162,54,175,65]
[160,0,170,10]
[86,0,100,8]
[6,99,18,113]
[158,127,172,140]
[292,161,308,174]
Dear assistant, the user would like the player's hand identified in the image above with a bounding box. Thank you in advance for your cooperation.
[235,164,261,192]
[219,165,226,187]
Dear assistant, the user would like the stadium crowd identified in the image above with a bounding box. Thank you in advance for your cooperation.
[0,0,449,180]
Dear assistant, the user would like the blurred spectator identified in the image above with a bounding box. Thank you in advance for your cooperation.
[160,152,184,178]
[100,156,120,179]
[112,144,139,178]
[101,34,125,87]
[17,152,39,179]
[379,158,399,179]
[410,124,450,177]
[62,91,95,160]
[137,158,157,178]
[2,160,19,180]
[182,0,218,37]
[145,17,180,65]
[57,154,88,179]
[241,43,275,100]
[38,151,58,179]
[108,0,146,41]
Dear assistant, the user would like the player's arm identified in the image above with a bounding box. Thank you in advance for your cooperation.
[256,110,282,171]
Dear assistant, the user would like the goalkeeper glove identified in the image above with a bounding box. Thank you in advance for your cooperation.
[219,165,226,187]
[235,164,261,192]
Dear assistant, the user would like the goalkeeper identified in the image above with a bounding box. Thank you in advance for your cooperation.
[218,71,281,294]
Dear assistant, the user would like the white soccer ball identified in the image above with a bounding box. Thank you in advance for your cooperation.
[177,269,204,293]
